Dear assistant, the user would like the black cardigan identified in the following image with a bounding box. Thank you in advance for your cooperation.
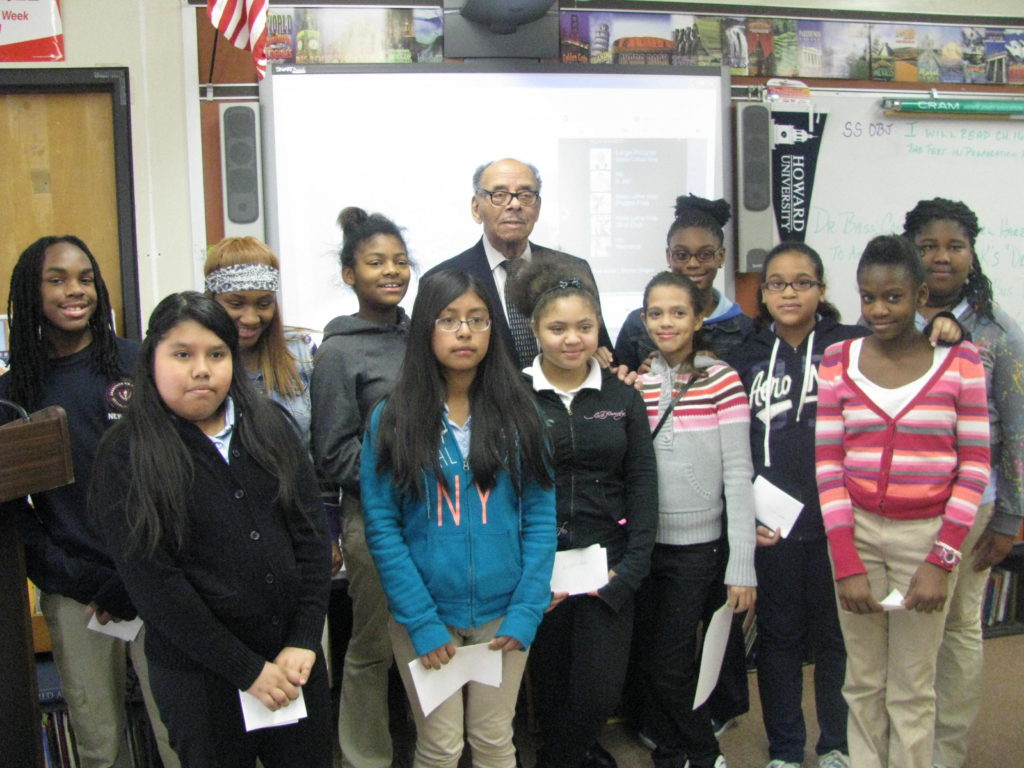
[91,411,330,691]
[531,368,658,611]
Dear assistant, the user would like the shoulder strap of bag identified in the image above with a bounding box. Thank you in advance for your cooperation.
[650,369,706,439]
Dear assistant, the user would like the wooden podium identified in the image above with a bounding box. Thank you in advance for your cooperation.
[0,402,74,768]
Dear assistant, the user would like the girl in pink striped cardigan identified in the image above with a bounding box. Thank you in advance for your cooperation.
[815,235,990,768]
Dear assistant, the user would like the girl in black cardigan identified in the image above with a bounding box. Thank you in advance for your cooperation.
[509,260,658,768]
[90,292,332,768]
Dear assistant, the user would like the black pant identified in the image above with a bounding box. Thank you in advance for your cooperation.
[639,541,727,768]
[148,650,332,768]
[530,593,635,768]
[755,536,847,762]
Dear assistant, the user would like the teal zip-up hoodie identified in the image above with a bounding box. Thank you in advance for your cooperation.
[360,400,556,656]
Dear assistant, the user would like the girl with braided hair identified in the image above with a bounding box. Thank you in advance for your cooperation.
[1,236,178,767]
[903,198,1024,768]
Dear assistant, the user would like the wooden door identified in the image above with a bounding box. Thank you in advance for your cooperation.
[0,91,123,334]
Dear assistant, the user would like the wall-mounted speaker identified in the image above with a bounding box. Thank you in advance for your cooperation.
[219,102,265,239]
[736,102,775,273]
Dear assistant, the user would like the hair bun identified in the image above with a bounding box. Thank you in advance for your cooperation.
[337,206,369,234]
[674,194,731,227]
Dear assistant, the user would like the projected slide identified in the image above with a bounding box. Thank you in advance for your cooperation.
[260,66,725,338]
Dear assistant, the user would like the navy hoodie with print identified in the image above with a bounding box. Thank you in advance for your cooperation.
[723,316,868,540]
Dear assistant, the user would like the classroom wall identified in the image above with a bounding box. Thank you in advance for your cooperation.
[0,0,200,326]
[5,1,1023,322]
[642,1,1022,17]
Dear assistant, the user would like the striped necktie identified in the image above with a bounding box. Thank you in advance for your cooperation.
[500,258,537,370]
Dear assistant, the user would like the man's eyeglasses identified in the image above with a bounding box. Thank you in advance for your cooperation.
[762,279,823,293]
[477,188,540,207]
[435,317,492,333]
[668,247,723,264]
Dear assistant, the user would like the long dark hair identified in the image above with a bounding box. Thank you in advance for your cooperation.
[97,292,306,555]
[903,197,997,326]
[6,236,122,409]
[375,270,551,498]
[756,241,841,327]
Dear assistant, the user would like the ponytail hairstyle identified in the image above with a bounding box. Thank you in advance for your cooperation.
[6,235,122,410]
[756,241,841,327]
[203,237,306,399]
[641,271,707,357]
[667,194,731,246]
[857,235,926,285]
[337,206,410,272]
[99,292,306,555]
[507,257,601,328]
[902,197,997,325]
[375,269,551,499]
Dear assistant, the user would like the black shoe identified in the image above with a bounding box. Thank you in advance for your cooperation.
[582,743,618,768]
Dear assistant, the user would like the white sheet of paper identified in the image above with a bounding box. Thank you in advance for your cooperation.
[238,688,306,732]
[550,544,609,595]
[752,475,804,539]
[880,588,906,611]
[693,602,734,710]
[408,641,503,717]
[87,614,143,642]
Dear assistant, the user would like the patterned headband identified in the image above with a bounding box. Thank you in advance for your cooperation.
[205,263,280,294]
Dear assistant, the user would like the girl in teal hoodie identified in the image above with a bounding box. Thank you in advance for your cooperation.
[360,269,555,768]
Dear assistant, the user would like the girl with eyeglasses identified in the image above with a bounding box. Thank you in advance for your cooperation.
[724,242,961,768]
[360,269,555,768]
[508,260,657,768]
[614,194,754,372]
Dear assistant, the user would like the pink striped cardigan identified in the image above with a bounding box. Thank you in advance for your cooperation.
[815,339,991,579]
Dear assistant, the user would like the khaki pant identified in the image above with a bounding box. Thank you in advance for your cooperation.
[390,616,528,768]
[41,592,179,768]
[932,502,995,768]
[337,495,394,768]
[835,509,954,768]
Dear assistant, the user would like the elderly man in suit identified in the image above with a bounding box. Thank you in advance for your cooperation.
[425,157,613,369]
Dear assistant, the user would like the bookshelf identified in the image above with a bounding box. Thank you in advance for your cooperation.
[982,542,1024,639]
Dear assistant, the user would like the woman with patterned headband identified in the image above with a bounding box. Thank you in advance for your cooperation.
[204,237,315,445]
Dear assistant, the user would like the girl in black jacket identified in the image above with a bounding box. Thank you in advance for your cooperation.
[90,292,332,768]
[509,260,658,768]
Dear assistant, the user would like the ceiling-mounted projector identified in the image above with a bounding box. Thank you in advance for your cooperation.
[458,0,556,35]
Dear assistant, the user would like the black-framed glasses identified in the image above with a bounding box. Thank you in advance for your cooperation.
[435,316,492,333]
[477,188,540,207]
[668,247,722,264]
[762,279,823,293]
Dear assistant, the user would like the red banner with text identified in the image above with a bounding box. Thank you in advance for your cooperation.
[0,0,64,62]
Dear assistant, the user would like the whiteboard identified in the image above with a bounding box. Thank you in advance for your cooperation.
[790,90,1024,327]
[259,65,727,339]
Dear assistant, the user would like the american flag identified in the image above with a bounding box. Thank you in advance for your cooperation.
[207,0,268,79]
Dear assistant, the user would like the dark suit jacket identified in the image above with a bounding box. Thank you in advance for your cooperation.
[423,238,614,363]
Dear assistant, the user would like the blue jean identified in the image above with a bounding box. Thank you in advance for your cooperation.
[639,541,727,768]
[755,536,848,762]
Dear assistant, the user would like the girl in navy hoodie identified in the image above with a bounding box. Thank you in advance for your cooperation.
[723,242,960,768]
[360,269,555,768]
